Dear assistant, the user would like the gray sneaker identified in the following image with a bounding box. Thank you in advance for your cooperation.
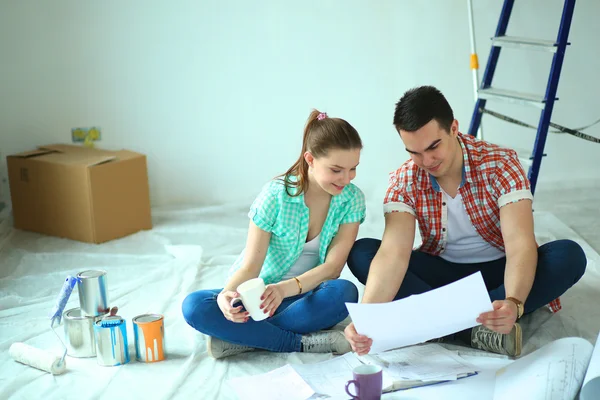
[471,323,522,357]
[426,334,454,343]
[207,336,255,359]
[301,330,352,355]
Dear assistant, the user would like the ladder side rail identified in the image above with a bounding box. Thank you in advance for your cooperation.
[528,0,577,193]
[468,0,516,137]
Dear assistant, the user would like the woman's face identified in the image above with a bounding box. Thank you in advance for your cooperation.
[305,148,361,195]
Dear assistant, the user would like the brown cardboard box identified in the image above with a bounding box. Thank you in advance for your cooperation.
[7,144,152,243]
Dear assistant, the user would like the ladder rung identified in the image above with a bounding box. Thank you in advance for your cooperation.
[478,88,551,109]
[492,36,560,53]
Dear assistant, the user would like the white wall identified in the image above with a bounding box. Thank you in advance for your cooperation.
[1,0,598,210]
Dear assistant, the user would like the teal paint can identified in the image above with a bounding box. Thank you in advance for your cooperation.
[94,315,130,366]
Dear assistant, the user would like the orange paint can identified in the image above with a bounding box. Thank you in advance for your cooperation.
[133,314,165,362]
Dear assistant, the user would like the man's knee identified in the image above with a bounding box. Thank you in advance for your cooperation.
[540,239,587,284]
[561,239,587,283]
[347,238,380,274]
[348,238,378,259]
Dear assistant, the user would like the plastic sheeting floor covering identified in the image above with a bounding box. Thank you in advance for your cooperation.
[1,204,599,400]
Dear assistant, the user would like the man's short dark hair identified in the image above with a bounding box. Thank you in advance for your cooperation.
[393,86,454,133]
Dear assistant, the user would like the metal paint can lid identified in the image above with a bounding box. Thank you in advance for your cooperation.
[77,270,107,279]
[64,307,100,320]
[133,314,164,324]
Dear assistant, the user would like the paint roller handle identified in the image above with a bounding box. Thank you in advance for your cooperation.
[48,276,80,325]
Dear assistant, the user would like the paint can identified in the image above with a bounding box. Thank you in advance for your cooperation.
[77,270,109,316]
[133,314,165,362]
[63,307,105,358]
[94,315,130,366]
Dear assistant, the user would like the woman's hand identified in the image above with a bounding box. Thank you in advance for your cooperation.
[260,283,285,317]
[217,290,249,323]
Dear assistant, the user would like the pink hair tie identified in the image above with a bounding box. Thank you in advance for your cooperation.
[317,112,328,121]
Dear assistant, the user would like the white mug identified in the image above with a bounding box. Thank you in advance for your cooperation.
[230,278,269,321]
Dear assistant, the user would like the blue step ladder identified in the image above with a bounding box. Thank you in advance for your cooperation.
[468,0,576,195]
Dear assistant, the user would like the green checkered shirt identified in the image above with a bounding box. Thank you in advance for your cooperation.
[228,179,366,284]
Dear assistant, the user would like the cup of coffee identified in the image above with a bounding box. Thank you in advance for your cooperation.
[345,364,383,400]
[230,278,269,321]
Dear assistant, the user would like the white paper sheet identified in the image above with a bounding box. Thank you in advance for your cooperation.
[291,353,394,398]
[398,356,511,400]
[1,205,600,400]
[346,272,493,353]
[361,343,477,382]
[493,337,593,400]
[228,364,315,400]
[579,330,600,400]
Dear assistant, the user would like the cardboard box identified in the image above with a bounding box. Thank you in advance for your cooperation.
[7,144,152,243]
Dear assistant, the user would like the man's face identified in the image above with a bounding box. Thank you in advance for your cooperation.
[399,119,460,178]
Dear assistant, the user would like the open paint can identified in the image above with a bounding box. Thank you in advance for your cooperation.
[63,307,105,358]
[94,315,130,366]
[133,314,165,362]
[77,270,109,316]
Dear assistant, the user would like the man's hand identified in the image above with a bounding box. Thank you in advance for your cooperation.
[477,300,518,334]
[344,322,373,355]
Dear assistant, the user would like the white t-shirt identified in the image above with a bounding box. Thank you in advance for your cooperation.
[439,189,505,263]
[280,233,321,280]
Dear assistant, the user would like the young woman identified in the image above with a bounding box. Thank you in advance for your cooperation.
[182,110,366,359]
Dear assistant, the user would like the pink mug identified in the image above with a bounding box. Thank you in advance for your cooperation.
[345,364,383,400]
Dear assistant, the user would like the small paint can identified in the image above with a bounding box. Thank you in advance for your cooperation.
[133,314,165,362]
[63,307,105,358]
[94,315,130,366]
[77,270,109,316]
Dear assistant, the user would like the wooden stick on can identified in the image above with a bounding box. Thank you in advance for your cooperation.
[133,314,165,362]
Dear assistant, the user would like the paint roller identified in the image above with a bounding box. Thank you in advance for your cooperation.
[9,275,80,375]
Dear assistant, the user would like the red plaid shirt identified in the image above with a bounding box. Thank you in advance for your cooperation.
[384,132,532,254]
[383,132,562,312]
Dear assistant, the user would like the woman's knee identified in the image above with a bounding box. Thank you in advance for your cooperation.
[324,279,359,303]
[181,290,218,328]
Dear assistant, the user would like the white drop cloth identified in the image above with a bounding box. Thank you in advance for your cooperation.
[0,204,598,400]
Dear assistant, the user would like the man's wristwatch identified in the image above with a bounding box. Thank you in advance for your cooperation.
[505,297,524,319]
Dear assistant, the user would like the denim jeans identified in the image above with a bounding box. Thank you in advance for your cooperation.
[182,279,358,352]
[347,239,586,314]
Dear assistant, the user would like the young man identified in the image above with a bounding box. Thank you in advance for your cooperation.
[344,86,587,357]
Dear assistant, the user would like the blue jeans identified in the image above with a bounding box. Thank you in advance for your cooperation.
[347,239,586,315]
[182,279,358,352]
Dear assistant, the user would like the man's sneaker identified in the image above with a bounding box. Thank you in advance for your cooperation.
[471,323,522,357]
[207,336,255,359]
[301,330,352,355]
[427,334,454,343]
